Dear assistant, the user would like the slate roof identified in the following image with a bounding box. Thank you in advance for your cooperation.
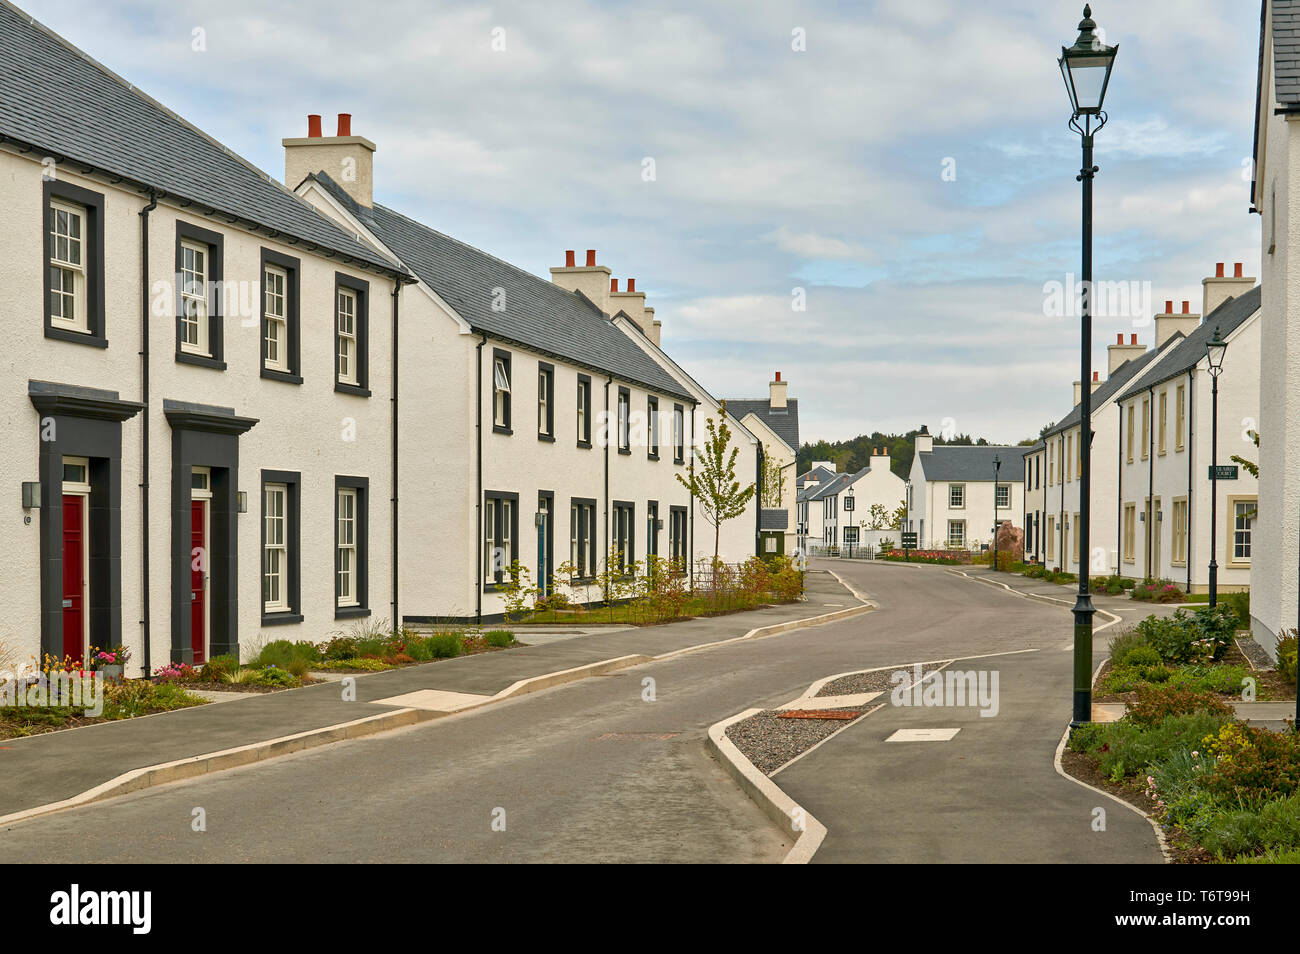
[1273,0,1300,107]
[807,473,851,502]
[796,465,836,489]
[1043,341,1172,439]
[724,399,800,453]
[309,174,693,401]
[760,509,789,531]
[915,446,1026,483]
[1116,286,1261,402]
[0,1,399,274]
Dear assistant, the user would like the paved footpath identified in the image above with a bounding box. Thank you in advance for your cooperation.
[0,571,858,819]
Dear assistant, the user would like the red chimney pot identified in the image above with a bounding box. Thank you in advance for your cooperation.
[775,371,782,382]
[337,113,351,137]
[1165,300,1173,313]
[1116,333,1123,345]
[1093,371,1099,382]
[564,250,575,267]
[627,278,636,292]
[585,250,596,267]
[307,114,322,138]
[1182,300,1190,313]
[610,278,619,293]
[1234,262,1243,278]
[1216,262,1225,278]
[1130,334,1138,345]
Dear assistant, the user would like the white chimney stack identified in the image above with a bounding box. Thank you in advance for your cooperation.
[283,113,376,207]
[550,249,611,314]
[1108,332,1146,375]
[1155,299,1200,347]
[770,371,788,409]
[914,425,933,455]
[1202,262,1255,317]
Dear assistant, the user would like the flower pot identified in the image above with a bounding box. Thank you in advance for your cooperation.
[100,664,124,682]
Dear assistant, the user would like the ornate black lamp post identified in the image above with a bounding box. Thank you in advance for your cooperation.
[992,454,1002,571]
[1060,5,1118,729]
[1205,326,1227,608]
[904,478,911,562]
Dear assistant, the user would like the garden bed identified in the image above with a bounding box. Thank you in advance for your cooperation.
[0,679,209,740]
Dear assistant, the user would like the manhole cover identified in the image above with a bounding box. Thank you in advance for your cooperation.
[777,710,862,720]
[594,732,682,741]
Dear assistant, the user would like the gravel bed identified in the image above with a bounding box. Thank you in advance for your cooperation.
[725,710,862,775]
[816,662,947,698]
[1235,635,1274,671]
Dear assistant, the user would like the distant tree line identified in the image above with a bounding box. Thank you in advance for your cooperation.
[797,429,1039,479]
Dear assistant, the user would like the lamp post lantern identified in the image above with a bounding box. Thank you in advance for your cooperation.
[1206,326,1227,608]
[1060,4,1117,729]
[992,454,1002,571]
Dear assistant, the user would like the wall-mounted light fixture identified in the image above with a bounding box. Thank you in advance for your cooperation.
[21,481,39,509]
[534,512,546,528]
[237,491,248,513]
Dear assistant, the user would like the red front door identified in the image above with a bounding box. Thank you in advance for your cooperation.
[190,500,206,664]
[61,494,85,664]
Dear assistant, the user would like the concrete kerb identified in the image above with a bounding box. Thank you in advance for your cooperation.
[706,708,827,864]
[0,582,872,828]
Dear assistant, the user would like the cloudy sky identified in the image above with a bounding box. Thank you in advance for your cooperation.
[24,0,1264,444]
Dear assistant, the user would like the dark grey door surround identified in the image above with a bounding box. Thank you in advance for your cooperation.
[163,400,258,663]
[29,381,143,660]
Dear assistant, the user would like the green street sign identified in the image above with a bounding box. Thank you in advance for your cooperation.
[901,532,918,548]
[1209,465,1239,481]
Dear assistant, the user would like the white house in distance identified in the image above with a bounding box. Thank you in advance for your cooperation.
[1039,330,1176,574]
[796,462,836,553]
[1250,0,1300,653]
[908,428,1026,550]
[724,374,801,555]
[1113,275,1260,592]
[811,448,906,550]
[1021,441,1046,563]
[0,6,407,674]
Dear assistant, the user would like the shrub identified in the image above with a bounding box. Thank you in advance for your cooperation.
[252,640,321,669]
[382,653,415,665]
[103,680,206,717]
[1136,609,1232,664]
[1068,711,1230,779]
[251,667,301,688]
[1122,645,1162,668]
[1108,629,1148,666]
[314,658,392,672]
[428,634,462,659]
[199,654,239,682]
[1224,590,1251,629]
[1276,630,1298,686]
[1132,579,1185,603]
[1126,683,1232,728]
[1202,721,1300,801]
[354,636,390,659]
[1199,795,1300,858]
[323,636,360,661]
[484,630,514,648]
[1165,664,1252,696]
[153,662,199,683]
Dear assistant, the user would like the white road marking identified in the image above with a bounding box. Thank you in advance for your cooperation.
[886,728,961,742]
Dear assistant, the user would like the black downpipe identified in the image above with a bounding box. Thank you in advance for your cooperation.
[689,400,697,588]
[1186,370,1194,593]
[1149,384,1159,579]
[755,439,763,554]
[475,334,487,623]
[391,280,401,626]
[1116,404,1122,577]
[603,376,611,604]
[138,189,157,677]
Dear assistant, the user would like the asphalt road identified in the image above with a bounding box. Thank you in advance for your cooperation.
[0,561,1158,863]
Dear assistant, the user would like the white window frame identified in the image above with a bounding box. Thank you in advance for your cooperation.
[263,265,288,372]
[48,199,88,333]
[263,483,288,612]
[493,358,511,428]
[947,520,965,548]
[673,406,684,462]
[538,367,551,436]
[179,239,209,355]
[949,484,965,509]
[1230,497,1256,565]
[336,487,358,607]
[995,484,1010,509]
[337,287,358,385]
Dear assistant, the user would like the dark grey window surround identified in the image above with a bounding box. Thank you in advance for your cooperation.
[570,496,597,580]
[334,475,370,619]
[334,272,370,397]
[617,387,631,455]
[174,221,226,370]
[260,248,302,384]
[669,505,688,568]
[164,400,257,661]
[647,499,659,557]
[261,469,302,625]
[576,373,592,448]
[647,396,659,460]
[483,489,519,591]
[613,499,635,574]
[492,348,512,434]
[673,403,685,463]
[537,361,555,442]
[42,180,107,348]
[29,381,143,661]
